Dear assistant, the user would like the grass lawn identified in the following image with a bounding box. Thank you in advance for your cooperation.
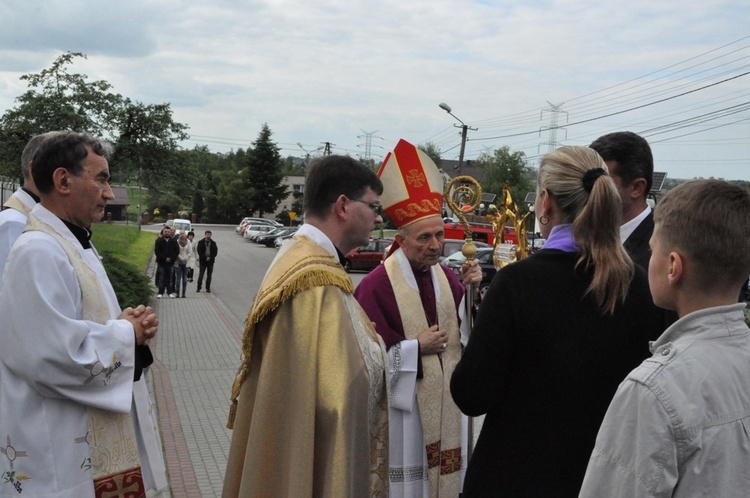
[125,186,149,218]
[91,223,156,272]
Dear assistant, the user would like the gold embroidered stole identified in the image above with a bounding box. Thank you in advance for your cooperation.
[3,191,33,215]
[384,255,462,497]
[25,215,145,498]
[228,235,355,428]
[344,293,390,495]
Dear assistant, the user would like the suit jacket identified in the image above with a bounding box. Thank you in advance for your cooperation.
[154,236,179,265]
[197,238,218,264]
[623,211,654,270]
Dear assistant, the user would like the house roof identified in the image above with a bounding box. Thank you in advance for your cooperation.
[109,186,130,207]
[438,159,486,182]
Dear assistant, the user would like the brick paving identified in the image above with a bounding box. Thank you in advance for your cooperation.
[146,291,244,497]
[141,255,487,497]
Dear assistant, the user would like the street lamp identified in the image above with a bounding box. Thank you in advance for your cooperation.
[297,142,321,177]
[439,102,477,175]
[297,142,311,165]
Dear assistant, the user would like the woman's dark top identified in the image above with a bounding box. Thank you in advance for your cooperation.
[450,250,665,497]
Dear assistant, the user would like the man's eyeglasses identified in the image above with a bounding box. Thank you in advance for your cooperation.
[348,198,383,216]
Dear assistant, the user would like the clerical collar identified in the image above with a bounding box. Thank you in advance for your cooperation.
[60,219,92,249]
[21,187,40,203]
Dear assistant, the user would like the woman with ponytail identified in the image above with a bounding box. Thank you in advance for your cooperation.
[451,146,665,497]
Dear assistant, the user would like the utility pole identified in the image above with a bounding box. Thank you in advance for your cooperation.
[321,142,334,156]
[357,129,385,167]
[439,102,477,175]
[357,129,380,163]
[538,101,568,152]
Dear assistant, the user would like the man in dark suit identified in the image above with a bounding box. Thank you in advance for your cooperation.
[590,131,654,270]
[196,230,218,292]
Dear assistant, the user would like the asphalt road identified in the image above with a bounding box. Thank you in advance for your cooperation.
[144,223,370,325]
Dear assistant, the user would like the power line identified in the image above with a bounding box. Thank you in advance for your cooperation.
[472,70,750,142]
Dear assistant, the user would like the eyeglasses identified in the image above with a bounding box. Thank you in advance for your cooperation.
[348,198,383,216]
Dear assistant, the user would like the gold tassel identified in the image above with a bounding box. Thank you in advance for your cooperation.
[227,401,238,429]
[226,253,354,429]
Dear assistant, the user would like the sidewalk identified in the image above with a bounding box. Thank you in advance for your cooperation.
[146,284,245,497]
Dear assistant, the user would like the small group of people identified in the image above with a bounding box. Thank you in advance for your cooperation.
[223,134,750,498]
[154,226,217,297]
[1,129,747,498]
[0,131,166,496]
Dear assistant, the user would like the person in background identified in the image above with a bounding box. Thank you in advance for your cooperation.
[450,146,665,497]
[589,131,654,270]
[187,230,196,282]
[154,226,178,298]
[223,155,388,497]
[175,230,193,298]
[579,179,750,497]
[0,131,60,284]
[196,230,217,293]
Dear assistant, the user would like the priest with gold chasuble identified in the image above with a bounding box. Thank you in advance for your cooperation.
[355,139,481,497]
[224,155,389,497]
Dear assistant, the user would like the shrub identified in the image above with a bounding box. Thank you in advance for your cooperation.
[100,251,152,308]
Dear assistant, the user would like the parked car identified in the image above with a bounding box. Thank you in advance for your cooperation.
[344,238,394,273]
[236,217,281,234]
[249,225,290,242]
[528,236,546,253]
[256,227,297,247]
[443,247,497,300]
[274,232,296,248]
[381,239,491,263]
[243,225,276,240]
[439,239,491,262]
[165,218,192,234]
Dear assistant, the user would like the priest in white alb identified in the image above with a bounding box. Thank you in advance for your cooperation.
[0,132,158,497]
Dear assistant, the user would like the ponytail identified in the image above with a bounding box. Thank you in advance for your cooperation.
[539,146,634,314]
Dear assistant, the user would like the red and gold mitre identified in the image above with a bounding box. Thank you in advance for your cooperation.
[377,139,443,229]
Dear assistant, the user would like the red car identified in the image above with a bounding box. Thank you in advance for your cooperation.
[344,238,394,272]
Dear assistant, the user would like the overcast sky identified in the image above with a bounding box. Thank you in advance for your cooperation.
[1,0,749,181]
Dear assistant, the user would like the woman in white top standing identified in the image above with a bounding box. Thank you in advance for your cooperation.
[176,230,194,298]
[186,231,197,283]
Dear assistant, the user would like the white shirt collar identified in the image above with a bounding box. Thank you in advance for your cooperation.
[295,224,338,259]
[620,205,651,243]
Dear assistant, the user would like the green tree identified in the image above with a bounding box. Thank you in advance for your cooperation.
[203,171,221,222]
[476,146,535,211]
[0,52,123,179]
[217,168,255,221]
[245,124,287,216]
[418,141,443,169]
[729,179,750,191]
[280,155,305,176]
[0,52,189,200]
[192,180,205,221]
[111,99,189,192]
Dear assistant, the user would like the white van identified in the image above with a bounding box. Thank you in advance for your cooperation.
[165,218,192,234]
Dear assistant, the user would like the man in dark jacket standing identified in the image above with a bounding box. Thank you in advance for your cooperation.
[589,131,654,270]
[155,226,179,298]
[196,230,218,293]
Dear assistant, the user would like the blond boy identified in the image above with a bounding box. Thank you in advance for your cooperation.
[579,179,750,497]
